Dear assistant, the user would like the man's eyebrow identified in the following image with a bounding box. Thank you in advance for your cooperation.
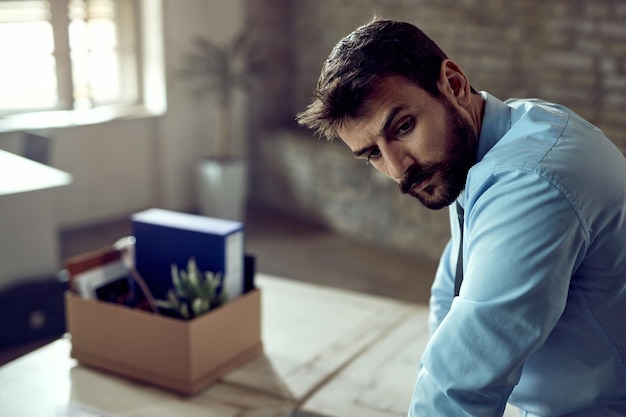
[353,145,373,159]
[377,105,406,137]
[352,105,406,159]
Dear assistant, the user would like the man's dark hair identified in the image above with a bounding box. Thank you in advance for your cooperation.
[296,18,449,140]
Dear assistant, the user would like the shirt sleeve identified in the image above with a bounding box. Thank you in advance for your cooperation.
[428,206,458,335]
[408,169,587,417]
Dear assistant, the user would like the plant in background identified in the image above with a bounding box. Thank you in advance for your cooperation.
[155,257,227,320]
[179,31,266,160]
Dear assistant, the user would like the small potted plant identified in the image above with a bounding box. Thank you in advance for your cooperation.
[154,257,228,320]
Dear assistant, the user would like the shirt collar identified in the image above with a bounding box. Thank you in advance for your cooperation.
[457,92,512,209]
[476,91,512,163]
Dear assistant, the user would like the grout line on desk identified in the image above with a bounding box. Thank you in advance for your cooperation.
[293,308,418,409]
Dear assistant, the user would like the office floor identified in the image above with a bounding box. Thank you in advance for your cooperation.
[0,204,437,366]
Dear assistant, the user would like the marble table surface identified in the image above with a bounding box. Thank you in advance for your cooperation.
[0,273,416,417]
[0,273,521,417]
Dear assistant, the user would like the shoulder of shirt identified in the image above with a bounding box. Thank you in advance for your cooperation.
[470,94,608,197]
[478,93,575,157]
[503,97,602,135]
[504,97,571,123]
[469,95,575,188]
[480,97,568,162]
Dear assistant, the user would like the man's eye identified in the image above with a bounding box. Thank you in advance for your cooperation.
[396,119,413,136]
[366,147,381,164]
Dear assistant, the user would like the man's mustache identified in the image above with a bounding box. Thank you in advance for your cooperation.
[399,164,436,194]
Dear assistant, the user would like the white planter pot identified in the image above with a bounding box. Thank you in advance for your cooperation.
[196,158,247,222]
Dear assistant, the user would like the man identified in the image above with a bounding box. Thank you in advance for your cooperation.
[297,19,626,417]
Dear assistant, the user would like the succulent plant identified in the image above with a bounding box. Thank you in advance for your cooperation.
[155,257,227,319]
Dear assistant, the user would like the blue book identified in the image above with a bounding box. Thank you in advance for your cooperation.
[131,208,244,302]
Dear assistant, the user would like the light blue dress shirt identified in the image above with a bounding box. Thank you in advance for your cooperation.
[408,92,626,417]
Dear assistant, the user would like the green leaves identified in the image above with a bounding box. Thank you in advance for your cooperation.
[179,32,267,103]
[156,257,227,320]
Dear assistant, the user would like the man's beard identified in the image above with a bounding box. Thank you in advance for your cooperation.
[399,97,479,210]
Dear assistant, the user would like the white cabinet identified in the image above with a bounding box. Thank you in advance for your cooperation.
[0,150,72,288]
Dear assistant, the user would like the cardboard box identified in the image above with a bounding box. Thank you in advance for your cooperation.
[132,208,245,301]
[65,288,262,395]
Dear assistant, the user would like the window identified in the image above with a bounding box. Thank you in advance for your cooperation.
[0,0,140,116]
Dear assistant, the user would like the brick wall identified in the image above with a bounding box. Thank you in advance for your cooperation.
[246,0,626,263]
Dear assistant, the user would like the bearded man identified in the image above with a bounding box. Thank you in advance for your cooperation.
[297,18,626,417]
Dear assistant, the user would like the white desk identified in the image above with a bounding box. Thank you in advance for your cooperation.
[0,274,415,416]
[300,307,521,417]
[0,274,521,417]
[0,149,72,288]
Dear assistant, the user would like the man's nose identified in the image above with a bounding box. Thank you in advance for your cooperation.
[384,145,410,182]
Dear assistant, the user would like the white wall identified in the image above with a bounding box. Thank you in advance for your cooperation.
[0,0,247,230]
[52,118,160,227]
[155,0,246,214]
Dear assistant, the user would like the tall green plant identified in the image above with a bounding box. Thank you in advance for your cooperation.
[180,32,265,160]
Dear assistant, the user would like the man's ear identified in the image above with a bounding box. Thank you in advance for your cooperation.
[437,59,472,106]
